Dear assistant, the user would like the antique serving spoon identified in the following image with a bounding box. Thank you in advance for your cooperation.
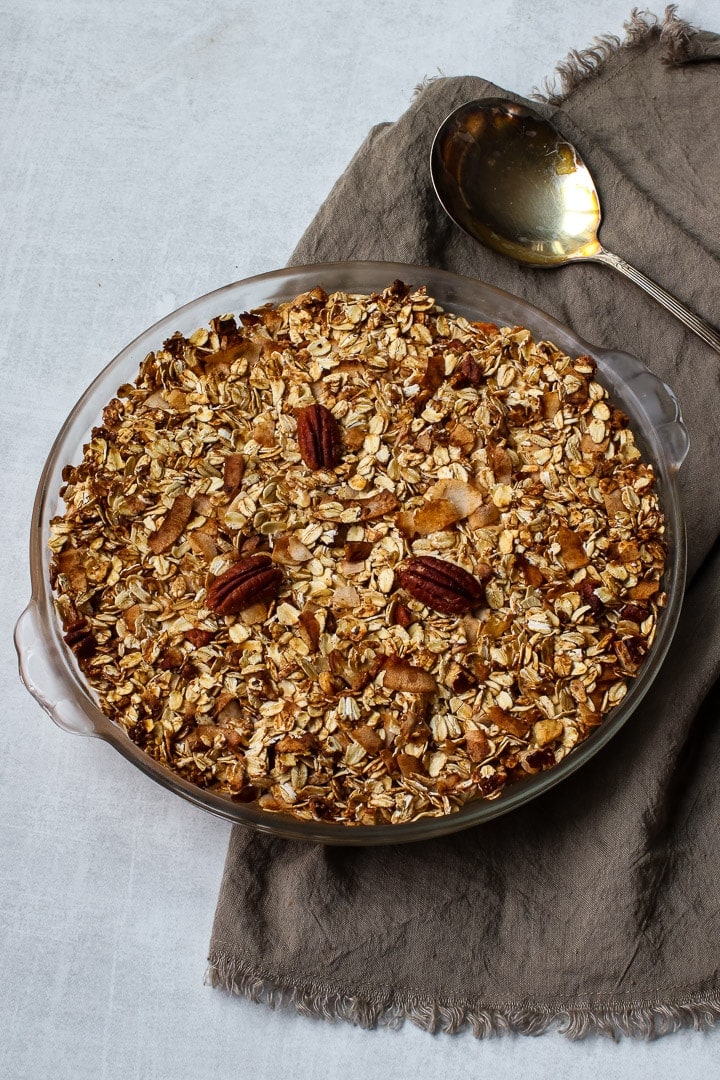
[430,97,720,354]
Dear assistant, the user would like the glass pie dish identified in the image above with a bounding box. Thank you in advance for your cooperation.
[15,261,689,844]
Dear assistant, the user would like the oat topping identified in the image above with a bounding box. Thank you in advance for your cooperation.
[49,281,667,825]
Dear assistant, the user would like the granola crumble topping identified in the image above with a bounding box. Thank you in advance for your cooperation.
[49,281,667,825]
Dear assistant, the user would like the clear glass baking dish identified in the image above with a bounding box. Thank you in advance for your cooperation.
[15,261,689,844]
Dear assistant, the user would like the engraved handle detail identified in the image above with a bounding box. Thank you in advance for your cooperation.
[591,248,720,355]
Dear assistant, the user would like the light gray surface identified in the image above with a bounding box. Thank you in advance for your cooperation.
[3,1,719,1077]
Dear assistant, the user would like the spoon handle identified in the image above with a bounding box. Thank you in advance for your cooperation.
[592,248,720,354]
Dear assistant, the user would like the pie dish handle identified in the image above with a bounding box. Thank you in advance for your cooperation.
[602,350,690,472]
[14,601,98,737]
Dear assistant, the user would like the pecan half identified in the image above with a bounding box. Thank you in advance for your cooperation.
[206,554,283,615]
[620,602,647,624]
[63,617,97,660]
[396,555,491,615]
[450,354,484,389]
[391,601,414,628]
[296,403,342,470]
[578,578,603,615]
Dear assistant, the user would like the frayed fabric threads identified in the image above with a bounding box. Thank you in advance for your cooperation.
[206,959,720,1042]
[533,6,696,105]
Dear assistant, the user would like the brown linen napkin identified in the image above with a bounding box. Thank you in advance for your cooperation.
[208,8,720,1037]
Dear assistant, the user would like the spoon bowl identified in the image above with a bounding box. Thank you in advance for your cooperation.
[431,97,720,352]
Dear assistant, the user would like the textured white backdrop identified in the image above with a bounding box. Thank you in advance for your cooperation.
[3,2,719,1077]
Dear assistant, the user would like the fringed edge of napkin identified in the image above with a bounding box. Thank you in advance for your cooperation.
[206,959,720,1040]
[414,7,705,106]
[533,4,698,105]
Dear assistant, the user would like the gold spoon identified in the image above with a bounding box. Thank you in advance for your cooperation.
[430,97,720,354]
